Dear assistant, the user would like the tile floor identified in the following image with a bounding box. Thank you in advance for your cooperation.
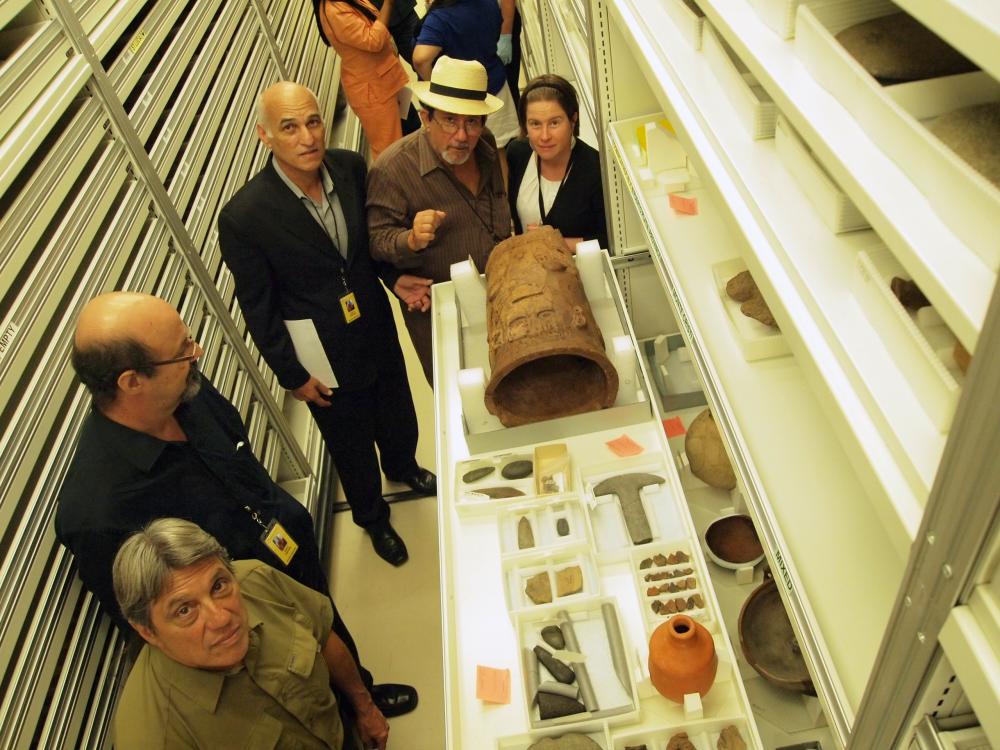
[327,297,446,750]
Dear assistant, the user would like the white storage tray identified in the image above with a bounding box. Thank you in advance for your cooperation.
[611,717,753,750]
[580,455,686,562]
[663,0,706,50]
[504,549,601,615]
[499,496,591,557]
[515,598,640,730]
[711,258,790,361]
[702,23,777,139]
[774,114,869,233]
[498,725,611,750]
[748,0,802,39]
[796,0,1000,270]
[630,540,713,637]
[455,451,559,515]
[854,246,963,431]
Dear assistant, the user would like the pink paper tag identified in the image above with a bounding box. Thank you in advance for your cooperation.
[662,417,686,438]
[476,665,511,704]
[669,193,699,215]
[606,434,644,457]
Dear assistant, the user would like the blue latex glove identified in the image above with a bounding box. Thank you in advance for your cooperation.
[497,34,513,65]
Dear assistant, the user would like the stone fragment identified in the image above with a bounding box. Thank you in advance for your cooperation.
[653,553,668,566]
[556,517,569,536]
[652,600,663,614]
[835,12,977,85]
[686,577,697,590]
[536,680,579,698]
[593,473,664,544]
[665,599,677,614]
[470,486,525,499]
[517,516,535,549]
[686,409,737,490]
[646,586,659,596]
[536,691,586,720]
[741,295,777,327]
[890,277,931,310]
[502,459,533,479]
[667,732,696,750]
[717,725,747,750]
[527,734,603,750]
[725,270,757,302]
[526,572,553,604]
[639,557,653,569]
[462,465,495,483]
[541,625,565,650]
[693,593,704,608]
[625,746,649,750]
[555,565,583,597]
[533,645,575,684]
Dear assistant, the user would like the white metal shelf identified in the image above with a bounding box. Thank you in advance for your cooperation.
[892,0,1000,85]
[543,0,598,141]
[695,0,993,353]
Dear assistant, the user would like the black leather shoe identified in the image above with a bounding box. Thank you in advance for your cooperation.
[366,521,408,566]
[370,683,418,717]
[393,467,437,496]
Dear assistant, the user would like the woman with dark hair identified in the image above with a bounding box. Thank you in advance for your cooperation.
[411,0,521,149]
[313,0,410,159]
[506,74,608,251]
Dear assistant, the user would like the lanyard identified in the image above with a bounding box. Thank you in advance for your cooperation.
[536,150,574,224]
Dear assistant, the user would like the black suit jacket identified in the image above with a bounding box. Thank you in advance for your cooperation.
[507,137,609,250]
[218,149,404,392]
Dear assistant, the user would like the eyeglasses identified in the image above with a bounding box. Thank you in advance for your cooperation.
[432,114,485,135]
[149,337,201,367]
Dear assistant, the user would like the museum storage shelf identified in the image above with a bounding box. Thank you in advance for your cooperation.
[430,256,761,749]
[689,0,992,353]
[890,0,1000,85]
[0,0,345,745]
[518,0,548,81]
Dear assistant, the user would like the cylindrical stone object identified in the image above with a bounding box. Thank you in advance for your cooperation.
[484,227,619,427]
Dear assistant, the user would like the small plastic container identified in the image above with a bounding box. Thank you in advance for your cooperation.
[504,549,600,615]
[630,541,713,636]
[498,496,591,557]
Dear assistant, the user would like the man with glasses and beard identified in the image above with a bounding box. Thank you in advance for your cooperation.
[367,56,512,385]
[55,291,418,720]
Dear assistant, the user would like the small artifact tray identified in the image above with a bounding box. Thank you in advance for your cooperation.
[663,0,706,50]
[515,598,639,730]
[504,549,600,614]
[747,0,802,39]
[630,541,713,636]
[497,725,611,750]
[581,457,686,561]
[499,497,591,557]
[711,259,790,362]
[701,23,777,140]
[774,114,869,234]
[610,717,752,750]
[796,0,1000,270]
[854,246,963,431]
[455,452,552,515]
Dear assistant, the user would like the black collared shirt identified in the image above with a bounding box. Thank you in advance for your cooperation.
[54,377,326,630]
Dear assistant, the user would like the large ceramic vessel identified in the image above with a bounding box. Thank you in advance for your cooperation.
[484,227,618,427]
[648,614,718,703]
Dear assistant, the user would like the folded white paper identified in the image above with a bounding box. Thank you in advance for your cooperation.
[284,319,338,388]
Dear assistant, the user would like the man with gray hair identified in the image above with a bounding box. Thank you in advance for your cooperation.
[113,518,388,749]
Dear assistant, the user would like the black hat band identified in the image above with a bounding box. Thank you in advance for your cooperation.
[429,82,487,101]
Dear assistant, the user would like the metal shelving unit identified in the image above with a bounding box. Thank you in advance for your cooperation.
[0,1,342,746]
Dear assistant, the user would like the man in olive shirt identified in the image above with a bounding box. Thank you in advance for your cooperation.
[368,57,512,384]
[113,518,388,750]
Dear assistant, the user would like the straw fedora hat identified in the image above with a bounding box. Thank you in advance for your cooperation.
[412,56,504,116]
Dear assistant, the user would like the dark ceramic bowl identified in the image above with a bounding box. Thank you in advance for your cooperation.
[738,578,814,694]
[704,514,764,569]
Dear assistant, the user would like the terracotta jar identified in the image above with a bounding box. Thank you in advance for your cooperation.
[484,227,618,427]
[648,614,718,703]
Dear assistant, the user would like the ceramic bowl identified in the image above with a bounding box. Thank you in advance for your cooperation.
[703,514,764,569]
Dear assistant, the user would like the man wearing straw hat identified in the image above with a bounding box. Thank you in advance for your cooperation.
[367,56,512,385]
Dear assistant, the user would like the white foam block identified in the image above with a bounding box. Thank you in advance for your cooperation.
[683,691,704,720]
[576,242,606,303]
[458,368,491,427]
[645,121,687,172]
[450,259,487,326]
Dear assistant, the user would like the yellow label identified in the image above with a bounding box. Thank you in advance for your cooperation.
[127,30,146,55]
[262,521,298,566]
[340,292,361,323]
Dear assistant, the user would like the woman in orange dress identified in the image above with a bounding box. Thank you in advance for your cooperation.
[313,0,410,160]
